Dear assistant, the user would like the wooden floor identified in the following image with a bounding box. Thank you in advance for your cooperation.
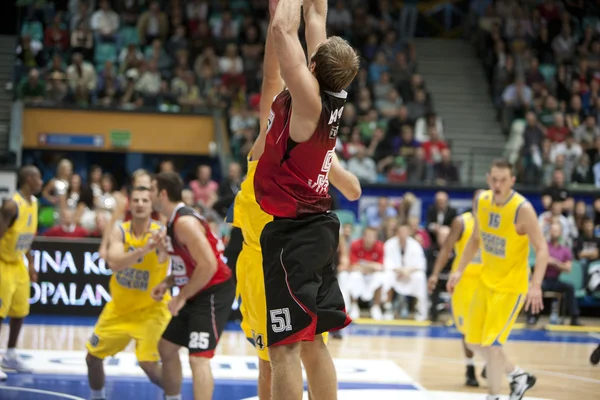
[2,321,598,400]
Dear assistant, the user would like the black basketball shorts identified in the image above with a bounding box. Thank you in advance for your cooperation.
[260,212,351,347]
[162,277,236,358]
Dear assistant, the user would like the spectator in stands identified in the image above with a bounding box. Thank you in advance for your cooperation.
[552,132,583,178]
[426,191,457,245]
[137,1,168,46]
[44,12,69,55]
[574,217,600,270]
[16,34,43,69]
[44,209,89,238]
[189,164,218,208]
[422,126,448,165]
[344,227,386,320]
[433,148,460,185]
[501,78,533,132]
[365,197,398,229]
[70,0,92,31]
[42,158,73,209]
[407,214,431,250]
[17,68,45,104]
[542,169,571,207]
[528,221,581,326]
[348,147,378,184]
[574,115,600,150]
[407,147,428,183]
[539,199,578,247]
[91,0,120,43]
[383,224,428,321]
[66,52,97,105]
[328,0,352,36]
[414,112,444,143]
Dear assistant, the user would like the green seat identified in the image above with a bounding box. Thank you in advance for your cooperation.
[94,43,118,66]
[119,26,140,47]
[560,260,586,298]
[583,17,600,30]
[21,21,44,41]
[333,209,356,226]
[539,64,557,84]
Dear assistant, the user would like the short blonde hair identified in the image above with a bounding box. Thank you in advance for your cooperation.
[311,36,360,93]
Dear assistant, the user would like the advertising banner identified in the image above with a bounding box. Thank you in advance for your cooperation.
[29,238,240,319]
[22,107,215,155]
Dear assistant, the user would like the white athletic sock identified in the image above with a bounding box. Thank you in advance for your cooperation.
[486,395,499,400]
[5,348,16,359]
[508,366,524,379]
[165,395,182,400]
[465,357,474,366]
[90,388,105,399]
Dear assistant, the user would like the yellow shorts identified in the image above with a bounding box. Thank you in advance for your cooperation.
[86,301,171,362]
[237,245,328,362]
[451,274,480,335]
[0,261,30,319]
[465,281,525,347]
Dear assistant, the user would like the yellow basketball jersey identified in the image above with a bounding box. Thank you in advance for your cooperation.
[109,220,170,313]
[233,159,273,252]
[0,192,38,264]
[451,211,483,277]
[476,190,530,293]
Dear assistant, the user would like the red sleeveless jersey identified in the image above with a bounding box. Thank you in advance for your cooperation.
[254,89,348,218]
[165,204,232,294]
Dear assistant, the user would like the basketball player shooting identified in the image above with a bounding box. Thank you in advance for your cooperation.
[253,0,360,399]
[230,1,361,399]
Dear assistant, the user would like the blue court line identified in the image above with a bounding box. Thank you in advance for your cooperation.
[19,315,600,344]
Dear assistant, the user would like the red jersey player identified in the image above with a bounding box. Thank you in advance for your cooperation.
[252,0,360,398]
[149,172,234,400]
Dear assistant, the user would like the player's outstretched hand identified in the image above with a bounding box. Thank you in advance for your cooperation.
[168,295,186,316]
[446,271,461,294]
[151,282,168,302]
[524,285,544,315]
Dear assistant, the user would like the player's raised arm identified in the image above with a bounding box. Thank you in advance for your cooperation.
[172,216,218,301]
[429,216,463,292]
[252,0,285,161]
[303,0,328,57]
[106,224,154,271]
[271,0,322,126]
[517,202,549,314]
[329,153,361,201]
[0,200,18,238]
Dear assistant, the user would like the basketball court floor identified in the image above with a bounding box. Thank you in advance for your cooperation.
[0,315,598,400]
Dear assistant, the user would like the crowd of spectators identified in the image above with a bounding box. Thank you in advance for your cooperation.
[15,0,462,186]
[473,0,600,187]
[37,157,242,239]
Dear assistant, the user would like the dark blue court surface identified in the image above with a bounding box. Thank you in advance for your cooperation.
[0,374,417,400]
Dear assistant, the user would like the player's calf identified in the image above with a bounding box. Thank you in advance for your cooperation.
[189,355,215,399]
[86,353,106,400]
[138,361,162,388]
[159,339,183,400]
[269,343,303,400]
[258,358,272,400]
[300,336,338,400]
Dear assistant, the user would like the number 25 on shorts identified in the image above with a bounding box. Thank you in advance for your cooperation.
[270,308,292,333]
[189,332,210,349]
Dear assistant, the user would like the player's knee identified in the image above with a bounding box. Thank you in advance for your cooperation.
[268,342,300,365]
[300,335,327,363]
[188,354,211,373]
[158,339,179,361]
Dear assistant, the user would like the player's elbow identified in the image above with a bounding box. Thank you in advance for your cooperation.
[345,185,361,201]
[271,20,293,38]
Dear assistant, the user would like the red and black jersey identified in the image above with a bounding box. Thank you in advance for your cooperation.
[254,89,348,218]
[166,204,232,295]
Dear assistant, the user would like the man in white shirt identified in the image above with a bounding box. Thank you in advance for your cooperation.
[382,224,428,321]
[551,133,582,177]
[91,0,120,42]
